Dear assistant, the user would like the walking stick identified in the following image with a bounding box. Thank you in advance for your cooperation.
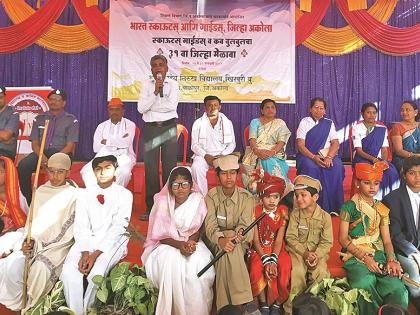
[21,119,50,309]
[197,211,268,278]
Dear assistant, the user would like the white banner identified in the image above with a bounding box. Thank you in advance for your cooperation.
[109,0,295,103]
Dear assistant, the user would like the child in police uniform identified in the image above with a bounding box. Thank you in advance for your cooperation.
[283,175,333,315]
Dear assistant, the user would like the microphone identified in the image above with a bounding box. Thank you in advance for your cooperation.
[157,73,163,97]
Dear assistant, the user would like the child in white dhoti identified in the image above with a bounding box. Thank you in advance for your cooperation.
[61,154,133,315]
[80,98,136,188]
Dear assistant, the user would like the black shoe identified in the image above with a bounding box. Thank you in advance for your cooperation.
[139,213,150,221]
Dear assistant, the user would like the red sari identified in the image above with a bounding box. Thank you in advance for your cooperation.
[248,204,291,305]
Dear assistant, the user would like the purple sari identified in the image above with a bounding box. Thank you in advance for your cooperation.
[353,125,400,199]
[296,118,344,213]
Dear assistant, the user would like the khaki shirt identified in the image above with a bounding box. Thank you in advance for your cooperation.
[205,186,255,246]
[286,204,333,257]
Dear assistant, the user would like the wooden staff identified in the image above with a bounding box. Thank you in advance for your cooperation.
[197,211,267,278]
[21,119,50,309]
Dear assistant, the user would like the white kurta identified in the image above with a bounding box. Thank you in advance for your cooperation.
[80,118,136,187]
[60,183,133,315]
[191,113,235,194]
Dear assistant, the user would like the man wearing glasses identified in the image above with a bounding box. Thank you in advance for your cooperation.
[0,153,78,313]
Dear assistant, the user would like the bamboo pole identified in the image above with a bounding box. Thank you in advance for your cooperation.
[21,119,50,309]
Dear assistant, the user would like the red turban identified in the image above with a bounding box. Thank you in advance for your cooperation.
[256,172,286,198]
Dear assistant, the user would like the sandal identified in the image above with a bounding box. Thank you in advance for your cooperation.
[269,303,283,315]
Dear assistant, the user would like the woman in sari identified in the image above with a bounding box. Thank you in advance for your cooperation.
[141,166,215,315]
[352,103,400,199]
[248,172,291,315]
[0,156,28,234]
[296,97,344,213]
[338,162,408,314]
[243,99,291,192]
[391,101,420,171]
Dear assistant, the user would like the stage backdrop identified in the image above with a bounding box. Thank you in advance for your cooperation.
[108,0,295,103]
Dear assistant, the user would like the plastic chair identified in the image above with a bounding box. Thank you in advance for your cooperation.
[176,123,189,165]
[349,120,392,196]
[243,125,250,148]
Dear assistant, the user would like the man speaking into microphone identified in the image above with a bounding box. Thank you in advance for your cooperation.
[137,54,180,220]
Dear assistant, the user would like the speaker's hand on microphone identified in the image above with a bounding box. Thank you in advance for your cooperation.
[155,73,164,96]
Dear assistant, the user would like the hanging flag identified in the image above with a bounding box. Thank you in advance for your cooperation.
[348,0,367,11]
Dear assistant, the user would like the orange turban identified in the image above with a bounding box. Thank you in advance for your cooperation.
[256,172,286,198]
[355,161,389,181]
[108,97,123,107]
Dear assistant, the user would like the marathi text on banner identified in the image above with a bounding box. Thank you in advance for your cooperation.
[109,0,295,103]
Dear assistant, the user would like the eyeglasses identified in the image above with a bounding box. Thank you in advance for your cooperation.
[171,181,191,190]
[47,168,67,175]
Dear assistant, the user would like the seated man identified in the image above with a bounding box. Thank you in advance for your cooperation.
[204,154,260,314]
[0,86,19,160]
[18,89,79,204]
[0,156,28,235]
[383,156,420,313]
[191,95,235,195]
[0,153,78,313]
[61,155,133,315]
[80,98,136,187]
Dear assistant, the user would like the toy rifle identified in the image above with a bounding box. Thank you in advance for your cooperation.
[197,210,267,278]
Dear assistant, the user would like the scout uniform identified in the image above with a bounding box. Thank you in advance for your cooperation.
[204,154,256,311]
[284,175,333,314]
[17,89,79,204]
[0,86,19,160]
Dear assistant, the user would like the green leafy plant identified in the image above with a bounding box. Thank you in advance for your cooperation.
[88,262,158,315]
[308,277,371,315]
[25,280,75,315]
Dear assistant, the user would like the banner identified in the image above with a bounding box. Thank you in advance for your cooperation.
[5,87,51,154]
[109,0,295,103]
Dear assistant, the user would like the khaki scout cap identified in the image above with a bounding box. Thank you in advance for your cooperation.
[293,175,322,192]
[213,153,240,170]
[47,153,71,170]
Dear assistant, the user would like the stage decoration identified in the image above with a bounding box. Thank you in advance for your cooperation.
[347,0,367,11]
[299,0,312,12]
[296,0,398,55]
[295,0,329,46]
[2,0,108,53]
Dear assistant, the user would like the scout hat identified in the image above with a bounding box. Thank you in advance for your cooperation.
[213,153,240,171]
[48,88,67,101]
[47,153,71,170]
[0,86,6,95]
[256,172,286,198]
[355,161,388,181]
[108,97,124,107]
[294,175,322,193]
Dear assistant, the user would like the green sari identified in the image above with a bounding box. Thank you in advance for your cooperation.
[340,195,408,314]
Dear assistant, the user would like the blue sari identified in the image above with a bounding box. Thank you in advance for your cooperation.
[296,118,344,213]
[392,124,420,170]
[353,125,400,199]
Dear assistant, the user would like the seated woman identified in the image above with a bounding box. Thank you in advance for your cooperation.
[338,162,408,314]
[243,99,291,191]
[391,100,420,171]
[141,166,215,315]
[296,97,344,213]
[0,156,28,235]
[352,103,400,199]
[248,173,291,315]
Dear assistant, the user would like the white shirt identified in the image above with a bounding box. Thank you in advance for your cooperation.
[137,76,179,122]
[407,185,420,229]
[352,123,389,159]
[93,118,136,159]
[191,112,236,157]
[73,183,133,253]
[296,117,338,149]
